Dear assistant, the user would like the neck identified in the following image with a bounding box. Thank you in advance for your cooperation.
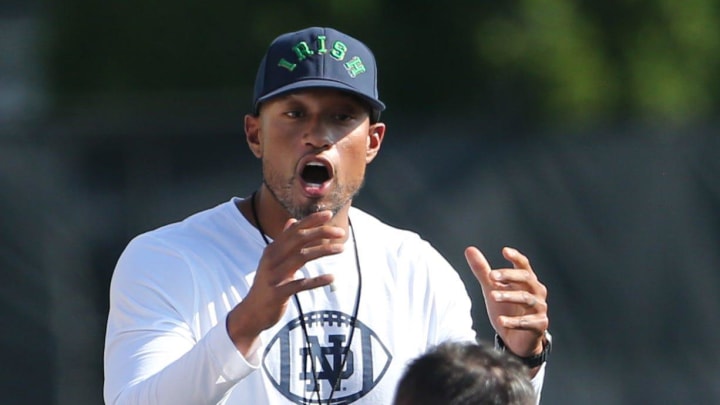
[236,186,351,241]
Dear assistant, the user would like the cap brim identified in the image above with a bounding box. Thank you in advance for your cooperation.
[255,79,386,115]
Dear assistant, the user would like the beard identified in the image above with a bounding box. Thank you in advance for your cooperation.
[262,163,365,220]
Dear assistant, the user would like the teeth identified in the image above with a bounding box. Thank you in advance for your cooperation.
[307,162,324,167]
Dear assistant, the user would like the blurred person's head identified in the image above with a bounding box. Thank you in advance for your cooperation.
[393,341,536,405]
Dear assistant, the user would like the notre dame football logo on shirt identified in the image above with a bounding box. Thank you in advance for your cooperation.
[263,311,392,404]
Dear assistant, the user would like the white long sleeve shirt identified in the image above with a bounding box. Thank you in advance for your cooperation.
[104,198,544,404]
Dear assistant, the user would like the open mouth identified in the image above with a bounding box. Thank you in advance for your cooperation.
[301,161,332,186]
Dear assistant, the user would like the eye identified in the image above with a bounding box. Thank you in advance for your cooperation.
[334,113,354,122]
[285,110,304,118]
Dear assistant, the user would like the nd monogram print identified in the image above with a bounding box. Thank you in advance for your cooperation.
[301,335,354,391]
[263,310,393,404]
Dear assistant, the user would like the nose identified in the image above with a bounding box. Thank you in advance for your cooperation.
[303,117,335,149]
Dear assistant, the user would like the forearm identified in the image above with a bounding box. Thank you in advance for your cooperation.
[105,323,258,405]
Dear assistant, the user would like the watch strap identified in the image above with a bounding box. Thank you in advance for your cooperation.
[494,332,551,368]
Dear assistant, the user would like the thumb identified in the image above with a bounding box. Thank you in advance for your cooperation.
[464,246,493,291]
[283,218,297,231]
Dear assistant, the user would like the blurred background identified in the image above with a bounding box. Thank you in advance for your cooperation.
[1,1,719,404]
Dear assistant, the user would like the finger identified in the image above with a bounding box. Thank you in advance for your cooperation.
[283,217,298,231]
[494,250,548,298]
[295,226,346,246]
[490,269,538,287]
[273,214,345,260]
[502,247,534,273]
[294,242,345,264]
[285,210,334,231]
[279,274,335,296]
[282,212,345,247]
[263,239,345,279]
[491,290,547,312]
[492,270,547,299]
[498,313,549,331]
[464,246,493,290]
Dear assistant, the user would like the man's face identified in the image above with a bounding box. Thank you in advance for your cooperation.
[246,88,385,219]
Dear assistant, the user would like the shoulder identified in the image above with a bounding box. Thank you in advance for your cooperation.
[349,208,474,330]
[128,198,253,251]
[349,206,448,267]
[349,207,424,247]
[113,198,254,280]
[146,199,243,239]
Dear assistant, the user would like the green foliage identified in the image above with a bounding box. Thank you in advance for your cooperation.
[42,0,720,131]
[43,0,381,97]
[625,0,720,123]
[474,0,720,128]
[477,0,617,127]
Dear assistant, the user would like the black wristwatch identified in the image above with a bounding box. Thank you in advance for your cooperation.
[495,330,552,368]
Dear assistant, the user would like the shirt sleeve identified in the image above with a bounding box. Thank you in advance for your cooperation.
[103,235,258,405]
[414,240,477,345]
[530,363,546,404]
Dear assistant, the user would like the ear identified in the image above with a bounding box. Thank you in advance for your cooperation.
[365,122,386,164]
[244,114,262,158]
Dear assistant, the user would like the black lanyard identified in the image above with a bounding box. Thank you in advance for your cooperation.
[250,191,362,404]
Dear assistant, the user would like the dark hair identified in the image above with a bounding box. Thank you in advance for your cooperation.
[393,341,536,405]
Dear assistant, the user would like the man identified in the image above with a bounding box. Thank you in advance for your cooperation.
[103,26,551,405]
[393,341,536,405]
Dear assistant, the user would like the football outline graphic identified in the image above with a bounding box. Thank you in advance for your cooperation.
[263,310,393,404]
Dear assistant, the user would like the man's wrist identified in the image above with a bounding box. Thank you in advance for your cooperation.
[494,331,552,368]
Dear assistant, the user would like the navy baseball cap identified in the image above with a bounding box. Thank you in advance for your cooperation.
[252,27,385,121]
